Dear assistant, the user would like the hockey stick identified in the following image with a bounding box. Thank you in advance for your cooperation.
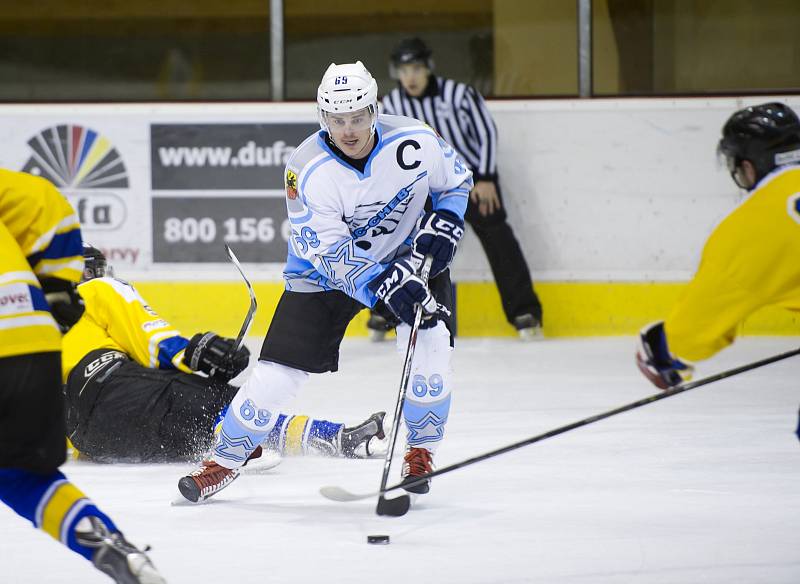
[373,256,434,517]
[225,245,258,353]
[322,344,800,507]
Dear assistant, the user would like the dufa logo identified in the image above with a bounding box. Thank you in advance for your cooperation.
[21,124,129,231]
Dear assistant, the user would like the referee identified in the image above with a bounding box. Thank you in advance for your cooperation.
[371,37,543,340]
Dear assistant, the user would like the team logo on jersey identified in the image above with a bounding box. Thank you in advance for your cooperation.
[285,169,298,200]
[350,171,427,244]
[21,124,130,233]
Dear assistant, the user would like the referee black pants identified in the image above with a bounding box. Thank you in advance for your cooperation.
[464,180,542,325]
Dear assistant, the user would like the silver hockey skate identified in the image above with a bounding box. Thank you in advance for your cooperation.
[339,411,387,458]
[75,516,166,584]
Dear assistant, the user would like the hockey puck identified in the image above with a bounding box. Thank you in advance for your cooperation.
[367,535,390,545]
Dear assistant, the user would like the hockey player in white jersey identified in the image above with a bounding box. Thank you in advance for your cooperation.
[178,61,472,503]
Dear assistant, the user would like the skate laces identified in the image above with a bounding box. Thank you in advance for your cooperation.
[191,460,236,488]
[403,447,433,477]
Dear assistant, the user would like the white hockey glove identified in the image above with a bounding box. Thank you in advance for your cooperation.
[412,210,464,277]
[368,259,438,326]
[635,321,695,389]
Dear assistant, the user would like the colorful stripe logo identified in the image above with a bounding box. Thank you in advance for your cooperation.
[22,125,129,189]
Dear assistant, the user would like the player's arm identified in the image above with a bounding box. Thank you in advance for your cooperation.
[3,173,86,331]
[411,134,474,277]
[637,222,760,388]
[79,278,191,371]
[79,278,247,379]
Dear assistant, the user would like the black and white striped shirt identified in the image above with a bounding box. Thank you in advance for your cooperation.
[381,76,498,181]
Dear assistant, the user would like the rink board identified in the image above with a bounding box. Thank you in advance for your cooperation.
[134,280,800,338]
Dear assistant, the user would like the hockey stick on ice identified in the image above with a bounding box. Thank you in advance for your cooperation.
[372,255,434,517]
[225,245,257,353]
[321,344,800,506]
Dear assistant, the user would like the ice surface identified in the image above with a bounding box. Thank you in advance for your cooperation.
[2,336,798,583]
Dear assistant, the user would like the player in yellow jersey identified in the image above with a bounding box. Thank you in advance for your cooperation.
[637,102,800,411]
[64,245,386,463]
[0,169,166,583]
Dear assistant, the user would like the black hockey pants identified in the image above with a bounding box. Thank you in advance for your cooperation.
[64,350,237,462]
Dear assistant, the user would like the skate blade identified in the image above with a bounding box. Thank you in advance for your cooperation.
[242,451,282,474]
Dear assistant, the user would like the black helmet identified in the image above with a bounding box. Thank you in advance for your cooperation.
[389,37,433,72]
[82,244,109,281]
[718,102,800,188]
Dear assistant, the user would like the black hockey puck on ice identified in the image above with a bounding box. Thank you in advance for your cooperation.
[367,535,390,545]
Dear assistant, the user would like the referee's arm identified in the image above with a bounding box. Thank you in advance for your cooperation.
[459,86,498,182]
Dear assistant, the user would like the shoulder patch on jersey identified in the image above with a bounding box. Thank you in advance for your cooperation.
[285,169,298,200]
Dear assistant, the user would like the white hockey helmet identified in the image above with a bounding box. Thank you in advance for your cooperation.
[317,61,379,134]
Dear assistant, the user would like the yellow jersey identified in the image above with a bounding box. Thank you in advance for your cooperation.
[0,169,83,358]
[62,277,193,382]
[666,165,800,361]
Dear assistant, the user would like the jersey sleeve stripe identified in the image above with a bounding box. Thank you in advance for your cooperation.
[31,258,83,281]
[28,213,81,255]
[0,272,39,286]
[40,228,83,260]
[156,335,189,370]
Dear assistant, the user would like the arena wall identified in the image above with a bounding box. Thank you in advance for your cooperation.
[2,98,797,336]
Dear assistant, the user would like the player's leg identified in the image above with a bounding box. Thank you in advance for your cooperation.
[65,350,234,462]
[465,181,543,337]
[0,352,164,583]
[396,270,455,494]
[263,411,386,458]
[178,289,363,502]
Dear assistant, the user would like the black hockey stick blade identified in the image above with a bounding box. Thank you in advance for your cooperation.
[225,244,257,352]
[376,494,411,517]
[321,344,800,503]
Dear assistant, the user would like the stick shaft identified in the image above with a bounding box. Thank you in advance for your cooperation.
[386,345,800,493]
[376,256,434,498]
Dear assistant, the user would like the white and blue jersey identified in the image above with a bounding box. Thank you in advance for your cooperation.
[282,114,473,306]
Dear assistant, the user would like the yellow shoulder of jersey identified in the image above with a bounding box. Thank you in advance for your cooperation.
[63,277,192,381]
[0,170,83,358]
[0,169,83,283]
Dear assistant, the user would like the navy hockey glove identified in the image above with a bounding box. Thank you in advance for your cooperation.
[368,259,438,326]
[184,332,251,381]
[41,277,85,333]
[412,210,464,277]
[635,321,695,389]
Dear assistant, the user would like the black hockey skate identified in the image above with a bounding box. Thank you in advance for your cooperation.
[513,313,543,341]
[339,412,386,458]
[75,516,166,584]
[367,313,393,342]
[400,447,433,494]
